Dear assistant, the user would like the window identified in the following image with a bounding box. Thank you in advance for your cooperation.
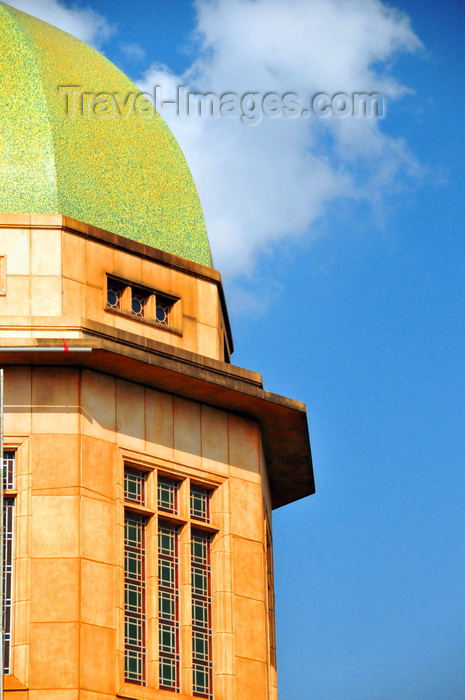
[155,294,173,326]
[158,523,179,691]
[191,531,212,698]
[124,468,147,685]
[132,288,148,318]
[107,279,124,309]
[125,467,145,505]
[157,475,180,691]
[190,486,210,523]
[190,485,212,698]
[125,514,146,684]
[3,451,14,491]
[122,467,217,695]
[3,451,16,675]
[158,477,178,514]
[106,276,178,329]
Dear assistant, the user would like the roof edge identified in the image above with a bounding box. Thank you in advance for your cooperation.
[0,336,314,508]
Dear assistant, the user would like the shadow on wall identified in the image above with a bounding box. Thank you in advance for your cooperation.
[4,366,263,476]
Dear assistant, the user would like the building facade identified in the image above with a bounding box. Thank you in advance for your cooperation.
[0,5,314,700]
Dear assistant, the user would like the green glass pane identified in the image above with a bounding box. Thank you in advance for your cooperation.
[192,569,206,593]
[193,601,208,625]
[126,586,141,612]
[126,553,141,578]
[126,650,141,680]
[159,561,174,585]
[159,531,174,555]
[126,620,141,643]
[160,660,175,683]
[192,540,206,562]
[193,666,208,692]
[126,480,139,498]
[126,523,141,546]
[160,625,174,652]
[191,493,205,518]
[193,633,208,659]
[160,592,174,619]
[158,484,173,509]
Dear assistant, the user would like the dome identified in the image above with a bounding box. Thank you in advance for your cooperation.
[0,2,211,266]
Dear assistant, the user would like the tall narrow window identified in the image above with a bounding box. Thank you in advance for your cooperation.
[124,468,147,685]
[3,451,15,675]
[158,523,180,691]
[3,499,14,675]
[125,514,146,684]
[191,531,212,698]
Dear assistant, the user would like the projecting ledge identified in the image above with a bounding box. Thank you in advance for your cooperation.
[117,682,200,700]
[3,675,27,690]
[0,338,315,508]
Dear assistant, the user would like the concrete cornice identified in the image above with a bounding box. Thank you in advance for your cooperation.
[0,335,314,508]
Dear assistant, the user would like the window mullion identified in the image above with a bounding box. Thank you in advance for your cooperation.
[158,521,180,691]
[3,451,16,675]
[191,530,212,699]
[124,512,147,684]
[124,467,147,685]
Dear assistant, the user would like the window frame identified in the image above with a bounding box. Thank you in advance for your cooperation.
[2,450,17,676]
[120,457,221,697]
[105,275,181,333]
[123,466,149,685]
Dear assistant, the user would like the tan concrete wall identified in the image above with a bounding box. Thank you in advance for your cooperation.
[0,223,226,360]
[4,366,275,700]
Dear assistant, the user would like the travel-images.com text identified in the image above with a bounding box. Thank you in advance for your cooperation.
[59,86,384,124]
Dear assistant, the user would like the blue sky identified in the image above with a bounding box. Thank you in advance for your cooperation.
[9,0,465,697]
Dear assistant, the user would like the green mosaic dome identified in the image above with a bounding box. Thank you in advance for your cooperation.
[0,2,211,266]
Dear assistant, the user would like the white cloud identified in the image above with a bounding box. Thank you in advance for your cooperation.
[120,42,146,61]
[5,0,114,47]
[137,0,422,278]
[5,0,423,281]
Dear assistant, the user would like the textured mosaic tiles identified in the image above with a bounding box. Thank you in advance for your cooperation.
[0,2,212,266]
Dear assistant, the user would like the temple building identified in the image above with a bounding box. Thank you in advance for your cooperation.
[0,4,314,700]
